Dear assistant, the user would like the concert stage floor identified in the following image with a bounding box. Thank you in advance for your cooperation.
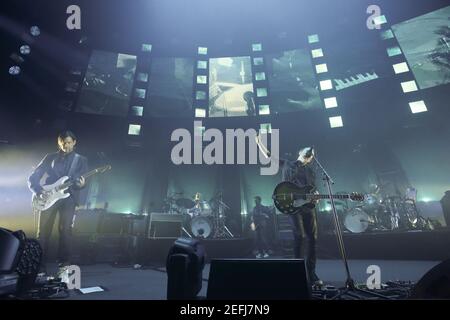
[317,228,450,261]
[46,259,440,300]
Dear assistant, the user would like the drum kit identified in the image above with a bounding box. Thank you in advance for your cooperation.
[340,185,433,234]
[162,192,234,239]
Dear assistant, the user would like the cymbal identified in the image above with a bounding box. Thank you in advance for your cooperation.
[176,198,195,208]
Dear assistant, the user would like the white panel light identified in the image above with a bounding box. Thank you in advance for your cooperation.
[128,124,141,136]
[142,44,152,52]
[195,108,206,118]
[319,80,333,91]
[198,47,208,55]
[393,62,409,74]
[409,100,428,114]
[252,43,262,52]
[260,123,272,134]
[381,29,394,40]
[197,75,207,84]
[311,48,324,58]
[255,72,266,81]
[315,63,328,74]
[258,105,270,115]
[197,60,207,69]
[137,72,148,82]
[132,106,144,116]
[401,80,418,93]
[135,88,146,99]
[324,97,338,109]
[256,88,268,97]
[196,91,206,100]
[329,116,343,128]
[253,57,264,66]
[308,34,319,44]
[373,15,387,26]
[387,46,402,57]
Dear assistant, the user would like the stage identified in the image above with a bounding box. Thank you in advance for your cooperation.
[39,259,439,300]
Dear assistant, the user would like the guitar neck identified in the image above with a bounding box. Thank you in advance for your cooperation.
[58,169,100,190]
[307,194,350,200]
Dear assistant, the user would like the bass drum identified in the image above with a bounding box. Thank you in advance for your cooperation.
[190,216,213,238]
[344,208,375,233]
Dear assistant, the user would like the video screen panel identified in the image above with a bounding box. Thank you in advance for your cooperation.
[146,57,194,117]
[209,56,254,117]
[392,6,450,90]
[76,50,137,116]
[266,49,321,113]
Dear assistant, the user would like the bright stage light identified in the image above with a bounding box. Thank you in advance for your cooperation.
[8,66,21,76]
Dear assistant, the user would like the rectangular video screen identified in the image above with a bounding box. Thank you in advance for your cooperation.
[392,6,450,90]
[146,57,194,117]
[266,49,321,113]
[76,50,137,117]
[209,56,255,117]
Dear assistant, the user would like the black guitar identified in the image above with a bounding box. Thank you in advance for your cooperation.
[272,181,365,215]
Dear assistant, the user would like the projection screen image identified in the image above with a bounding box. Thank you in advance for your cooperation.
[76,50,137,116]
[266,49,321,113]
[392,5,450,90]
[209,56,255,117]
[146,57,194,117]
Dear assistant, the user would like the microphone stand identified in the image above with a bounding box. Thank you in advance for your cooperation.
[313,151,390,300]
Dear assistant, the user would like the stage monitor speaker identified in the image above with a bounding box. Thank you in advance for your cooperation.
[148,213,183,239]
[207,259,311,300]
[410,259,450,299]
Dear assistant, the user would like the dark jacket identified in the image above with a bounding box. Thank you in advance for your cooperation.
[251,204,272,228]
[281,159,316,191]
[28,151,88,205]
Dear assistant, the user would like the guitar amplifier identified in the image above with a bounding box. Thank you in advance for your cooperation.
[73,209,104,234]
[148,213,183,239]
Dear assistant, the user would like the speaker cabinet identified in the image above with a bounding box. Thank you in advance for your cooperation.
[207,259,311,300]
[148,213,184,239]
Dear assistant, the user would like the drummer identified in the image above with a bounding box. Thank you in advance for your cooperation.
[194,192,201,208]
[188,192,210,217]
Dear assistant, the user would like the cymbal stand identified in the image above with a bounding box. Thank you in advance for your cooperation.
[212,198,234,238]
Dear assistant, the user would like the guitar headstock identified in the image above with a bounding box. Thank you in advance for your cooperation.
[349,192,365,202]
[97,165,112,173]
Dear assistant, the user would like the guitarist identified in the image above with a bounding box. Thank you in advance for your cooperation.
[256,136,322,286]
[28,130,88,270]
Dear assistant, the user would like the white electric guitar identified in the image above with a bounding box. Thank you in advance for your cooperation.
[31,165,111,211]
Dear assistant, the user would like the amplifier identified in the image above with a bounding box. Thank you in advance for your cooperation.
[148,213,184,239]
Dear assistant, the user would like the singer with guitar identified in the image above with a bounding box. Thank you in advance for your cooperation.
[256,136,323,286]
[28,130,88,269]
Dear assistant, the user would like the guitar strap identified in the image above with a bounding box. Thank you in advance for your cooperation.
[68,153,80,179]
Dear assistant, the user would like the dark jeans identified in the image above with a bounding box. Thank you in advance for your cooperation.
[37,197,76,264]
[290,207,319,281]
[255,222,269,254]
